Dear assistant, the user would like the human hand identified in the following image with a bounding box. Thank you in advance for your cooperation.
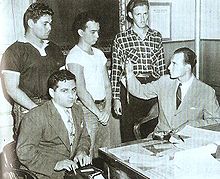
[74,151,92,167]
[125,60,133,75]
[113,99,122,116]
[97,111,110,125]
[54,159,78,173]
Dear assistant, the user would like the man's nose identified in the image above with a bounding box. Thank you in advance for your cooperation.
[95,32,99,39]
[168,64,171,70]
[47,24,51,31]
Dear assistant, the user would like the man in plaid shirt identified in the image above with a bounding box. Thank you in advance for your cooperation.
[111,0,166,142]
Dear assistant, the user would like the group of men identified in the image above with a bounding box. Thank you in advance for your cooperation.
[1,0,220,179]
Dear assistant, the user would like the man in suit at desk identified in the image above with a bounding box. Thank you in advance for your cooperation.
[124,47,220,136]
[16,70,91,179]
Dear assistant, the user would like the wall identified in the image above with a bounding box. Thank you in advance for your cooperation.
[200,0,220,100]
[201,0,220,39]
[149,0,195,41]
[163,40,195,65]
[200,40,220,101]
[37,0,119,48]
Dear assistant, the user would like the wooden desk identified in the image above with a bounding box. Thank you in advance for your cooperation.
[99,125,220,179]
[99,138,152,179]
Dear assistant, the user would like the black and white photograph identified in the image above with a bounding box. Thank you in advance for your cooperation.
[0,0,220,178]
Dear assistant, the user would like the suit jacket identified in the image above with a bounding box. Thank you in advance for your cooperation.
[16,100,91,179]
[127,74,220,132]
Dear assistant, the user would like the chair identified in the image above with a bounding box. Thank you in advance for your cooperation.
[133,103,159,140]
[1,141,38,179]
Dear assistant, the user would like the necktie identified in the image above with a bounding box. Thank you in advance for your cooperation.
[65,109,75,147]
[176,83,182,109]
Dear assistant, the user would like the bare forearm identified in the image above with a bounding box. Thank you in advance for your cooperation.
[104,87,112,113]
[7,88,37,110]
[77,90,100,117]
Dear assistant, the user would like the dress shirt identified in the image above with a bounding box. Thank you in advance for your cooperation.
[52,100,75,143]
[178,75,194,100]
[111,27,166,99]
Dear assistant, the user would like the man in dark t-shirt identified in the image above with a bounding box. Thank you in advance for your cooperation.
[1,2,65,136]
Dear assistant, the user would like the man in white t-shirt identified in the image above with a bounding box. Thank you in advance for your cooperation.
[66,12,111,159]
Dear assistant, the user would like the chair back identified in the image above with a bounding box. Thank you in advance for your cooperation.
[133,103,159,139]
[2,141,21,169]
[1,141,38,179]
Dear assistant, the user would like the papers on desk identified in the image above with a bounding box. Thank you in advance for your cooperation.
[107,126,220,178]
[170,125,220,150]
[173,144,220,179]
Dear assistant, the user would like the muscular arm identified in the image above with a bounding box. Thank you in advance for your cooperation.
[2,72,37,109]
[67,63,101,118]
[103,65,112,114]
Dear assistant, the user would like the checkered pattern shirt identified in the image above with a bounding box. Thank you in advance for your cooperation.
[111,27,166,99]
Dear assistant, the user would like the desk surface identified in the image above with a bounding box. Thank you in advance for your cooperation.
[99,125,220,179]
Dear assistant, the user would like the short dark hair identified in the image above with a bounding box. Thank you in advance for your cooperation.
[23,2,54,33]
[174,47,197,70]
[126,0,149,22]
[72,11,99,42]
[48,70,76,91]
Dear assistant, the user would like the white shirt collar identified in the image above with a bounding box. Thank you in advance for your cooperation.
[18,36,49,56]
[52,99,72,122]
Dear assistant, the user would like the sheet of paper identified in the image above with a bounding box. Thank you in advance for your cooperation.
[169,125,220,150]
[178,125,220,143]
[173,144,220,179]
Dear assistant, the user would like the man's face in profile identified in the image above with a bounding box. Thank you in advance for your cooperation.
[50,80,77,108]
[168,52,187,79]
[81,20,100,46]
[30,14,52,40]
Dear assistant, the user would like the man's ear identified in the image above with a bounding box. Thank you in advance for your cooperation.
[49,88,54,98]
[27,19,35,29]
[185,64,191,72]
[78,29,84,37]
[128,11,133,20]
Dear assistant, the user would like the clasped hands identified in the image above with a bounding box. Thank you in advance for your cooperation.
[54,151,92,174]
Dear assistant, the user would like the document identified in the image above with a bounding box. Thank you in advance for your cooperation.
[169,125,220,150]
[173,144,220,179]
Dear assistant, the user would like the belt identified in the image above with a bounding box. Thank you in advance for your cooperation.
[136,73,151,78]
[94,99,105,104]
[136,73,156,84]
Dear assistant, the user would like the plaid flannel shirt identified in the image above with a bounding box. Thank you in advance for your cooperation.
[111,27,166,99]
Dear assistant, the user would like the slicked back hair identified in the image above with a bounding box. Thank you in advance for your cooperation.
[174,47,197,71]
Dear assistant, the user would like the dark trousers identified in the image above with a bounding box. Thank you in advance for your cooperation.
[119,76,157,143]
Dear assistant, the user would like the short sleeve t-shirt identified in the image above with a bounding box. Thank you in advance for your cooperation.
[66,45,107,100]
[1,41,65,99]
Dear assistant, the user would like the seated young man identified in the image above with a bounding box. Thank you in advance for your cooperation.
[16,70,91,179]
[125,47,220,137]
